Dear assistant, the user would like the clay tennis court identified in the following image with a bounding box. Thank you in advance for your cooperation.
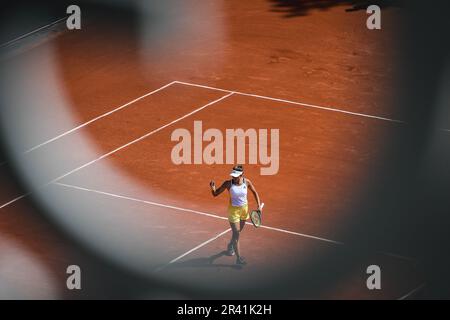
[0,1,426,299]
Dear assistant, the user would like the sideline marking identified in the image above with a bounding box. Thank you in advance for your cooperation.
[154,229,232,272]
[398,283,426,300]
[0,93,234,209]
[0,17,67,49]
[24,82,178,154]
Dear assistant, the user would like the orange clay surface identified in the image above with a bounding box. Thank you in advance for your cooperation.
[0,1,422,298]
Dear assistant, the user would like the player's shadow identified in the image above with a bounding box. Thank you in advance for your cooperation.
[164,251,242,270]
[269,0,403,17]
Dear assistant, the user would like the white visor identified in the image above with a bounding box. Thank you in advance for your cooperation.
[230,170,243,177]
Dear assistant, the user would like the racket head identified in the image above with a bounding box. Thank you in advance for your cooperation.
[250,209,262,227]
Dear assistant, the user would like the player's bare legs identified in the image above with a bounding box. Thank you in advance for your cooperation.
[230,222,246,265]
[240,220,246,232]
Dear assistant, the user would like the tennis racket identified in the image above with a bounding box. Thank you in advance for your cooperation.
[250,202,264,228]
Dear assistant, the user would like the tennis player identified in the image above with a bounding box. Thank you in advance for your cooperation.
[209,165,263,265]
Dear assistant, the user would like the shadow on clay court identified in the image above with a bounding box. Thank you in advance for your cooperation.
[163,251,243,271]
[269,0,404,17]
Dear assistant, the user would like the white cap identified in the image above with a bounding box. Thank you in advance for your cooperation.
[230,169,243,177]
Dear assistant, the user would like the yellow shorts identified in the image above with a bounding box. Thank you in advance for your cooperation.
[228,204,249,223]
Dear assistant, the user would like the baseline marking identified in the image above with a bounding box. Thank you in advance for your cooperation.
[0,92,234,209]
[54,182,230,221]
[174,81,405,123]
[53,182,341,244]
[53,182,416,261]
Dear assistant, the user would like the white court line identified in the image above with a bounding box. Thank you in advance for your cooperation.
[0,81,177,169]
[154,229,231,272]
[54,182,230,221]
[0,92,234,209]
[0,193,30,210]
[398,283,426,300]
[58,178,424,297]
[0,17,67,49]
[53,182,416,259]
[379,251,416,262]
[24,81,178,154]
[47,92,234,184]
[53,182,342,245]
[174,81,406,124]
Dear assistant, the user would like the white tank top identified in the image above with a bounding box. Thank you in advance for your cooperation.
[229,178,248,207]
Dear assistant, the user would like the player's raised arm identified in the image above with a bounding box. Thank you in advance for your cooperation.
[210,180,230,197]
